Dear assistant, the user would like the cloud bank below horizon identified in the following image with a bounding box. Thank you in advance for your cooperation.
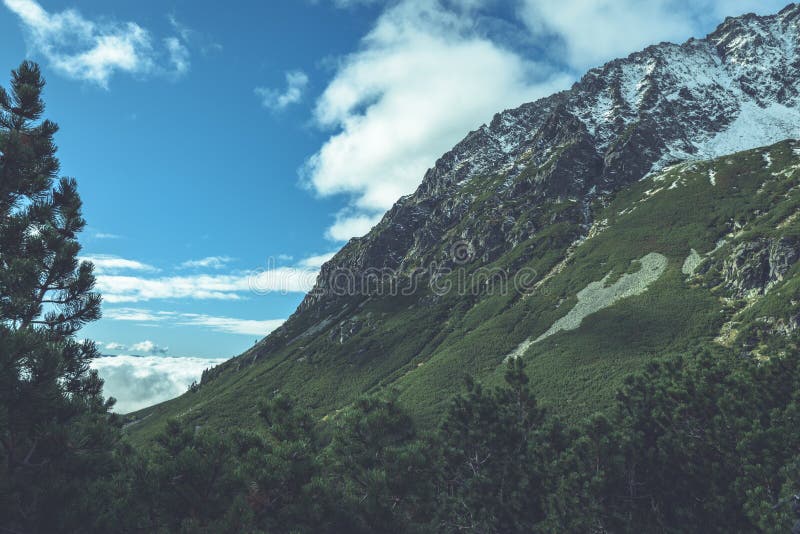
[92,354,226,413]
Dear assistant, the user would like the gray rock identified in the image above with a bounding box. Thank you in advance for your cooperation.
[723,237,800,298]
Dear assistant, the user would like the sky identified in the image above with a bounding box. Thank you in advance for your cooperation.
[0,0,791,411]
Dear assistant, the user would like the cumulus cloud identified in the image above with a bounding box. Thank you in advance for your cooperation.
[92,355,226,413]
[297,251,337,269]
[179,256,234,269]
[255,70,310,110]
[518,0,790,70]
[303,0,571,241]
[81,254,157,273]
[325,212,383,242]
[130,340,169,354]
[103,341,126,351]
[103,307,285,337]
[3,0,190,87]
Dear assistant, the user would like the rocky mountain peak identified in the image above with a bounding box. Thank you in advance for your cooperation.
[295,4,799,316]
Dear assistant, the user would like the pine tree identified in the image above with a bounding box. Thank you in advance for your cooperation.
[233,394,322,533]
[0,61,116,533]
[435,358,558,533]
[321,393,436,533]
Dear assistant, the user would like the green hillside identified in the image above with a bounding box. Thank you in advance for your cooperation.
[126,140,800,442]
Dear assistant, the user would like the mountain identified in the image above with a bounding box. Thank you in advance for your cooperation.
[126,4,800,441]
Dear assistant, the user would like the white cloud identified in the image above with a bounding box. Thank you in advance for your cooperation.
[103,306,285,336]
[81,254,157,273]
[167,13,192,42]
[96,273,248,303]
[255,70,309,110]
[83,253,319,303]
[96,267,316,303]
[165,36,190,76]
[326,212,383,241]
[98,339,168,354]
[328,0,382,7]
[175,314,285,336]
[179,256,234,269]
[92,355,226,413]
[304,0,571,241]
[130,340,169,354]
[518,0,790,70]
[298,251,337,269]
[3,0,190,87]
[103,307,171,322]
[93,232,121,239]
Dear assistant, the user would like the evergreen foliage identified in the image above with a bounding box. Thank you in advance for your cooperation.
[94,354,800,533]
[0,61,117,533]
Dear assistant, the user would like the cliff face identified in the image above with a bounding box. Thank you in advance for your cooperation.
[299,3,800,314]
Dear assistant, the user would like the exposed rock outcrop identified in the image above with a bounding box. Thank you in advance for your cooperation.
[723,237,800,298]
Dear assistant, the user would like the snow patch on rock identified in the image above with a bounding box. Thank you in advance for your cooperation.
[700,103,800,161]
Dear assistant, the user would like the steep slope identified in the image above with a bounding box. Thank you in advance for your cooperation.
[126,5,800,441]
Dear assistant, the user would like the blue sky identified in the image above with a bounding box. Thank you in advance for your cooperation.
[0,0,791,410]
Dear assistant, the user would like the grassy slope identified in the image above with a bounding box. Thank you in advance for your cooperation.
[126,140,800,442]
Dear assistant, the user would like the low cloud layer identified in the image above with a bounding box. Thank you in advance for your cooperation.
[92,355,226,413]
[3,0,190,87]
[99,339,169,355]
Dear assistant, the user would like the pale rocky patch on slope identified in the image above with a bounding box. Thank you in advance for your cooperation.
[682,249,703,276]
[535,253,669,343]
[527,218,610,298]
[505,253,669,363]
[503,338,534,364]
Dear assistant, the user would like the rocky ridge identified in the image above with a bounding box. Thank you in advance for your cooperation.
[297,3,800,318]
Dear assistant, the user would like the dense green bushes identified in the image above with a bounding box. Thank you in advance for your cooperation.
[70,351,799,533]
